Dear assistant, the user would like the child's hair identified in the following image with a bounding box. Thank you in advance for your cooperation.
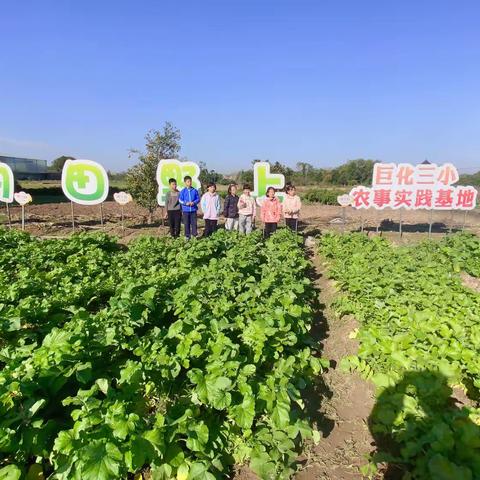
[243,183,251,190]
[207,182,216,189]
[227,183,237,195]
[184,175,192,182]
[286,184,295,193]
[168,178,177,184]
[266,187,276,196]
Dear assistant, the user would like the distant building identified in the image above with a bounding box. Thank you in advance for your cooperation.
[0,155,48,180]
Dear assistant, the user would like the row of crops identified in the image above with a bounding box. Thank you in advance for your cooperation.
[320,232,480,479]
[0,229,327,480]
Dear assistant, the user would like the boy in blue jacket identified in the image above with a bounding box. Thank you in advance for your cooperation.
[179,175,200,239]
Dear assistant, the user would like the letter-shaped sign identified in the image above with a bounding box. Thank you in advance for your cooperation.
[252,162,285,203]
[62,159,109,205]
[0,162,14,203]
[157,159,200,206]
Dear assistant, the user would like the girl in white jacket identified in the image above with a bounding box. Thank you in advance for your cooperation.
[201,183,221,236]
[238,184,256,234]
[283,185,302,231]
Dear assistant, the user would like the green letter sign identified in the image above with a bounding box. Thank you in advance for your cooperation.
[62,159,109,205]
[252,162,285,203]
[156,159,200,206]
[0,162,14,203]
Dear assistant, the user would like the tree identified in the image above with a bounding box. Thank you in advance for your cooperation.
[49,155,75,172]
[126,122,181,223]
[198,161,224,187]
[330,159,377,185]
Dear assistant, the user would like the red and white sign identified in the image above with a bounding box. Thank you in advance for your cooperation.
[350,163,477,211]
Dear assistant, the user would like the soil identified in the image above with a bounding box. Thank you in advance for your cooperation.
[2,201,479,241]
[294,247,377,480]
[460,271,480,293]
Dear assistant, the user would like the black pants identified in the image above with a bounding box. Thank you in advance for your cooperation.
[264,222,277,238]
[285,218,298,231]
[204,219,218,237]
[183,211,198,238]
[168,210,182,237]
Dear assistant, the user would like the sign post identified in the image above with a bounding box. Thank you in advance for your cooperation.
[62,159,109,232]
[71,202,75,232]
[337,194,352,233]
[113,192,133,230]
[14,192,33,231]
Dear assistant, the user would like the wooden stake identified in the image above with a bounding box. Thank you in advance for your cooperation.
[71,201,75,232]
[21,205,25,231]
[462,211,467,231]
[100,203,104,228]
[5,202,11,228]
[121,205,124,230]
[341,206,346,233]
[428,209,433,238]
[399,209,403,238]
[448,209,454,235]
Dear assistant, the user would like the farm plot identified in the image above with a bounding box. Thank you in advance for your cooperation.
[320,232,480,479]
[0,229,327,480]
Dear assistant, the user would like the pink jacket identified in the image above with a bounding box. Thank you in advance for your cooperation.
[261,197,282,223]
[283,194,302,219]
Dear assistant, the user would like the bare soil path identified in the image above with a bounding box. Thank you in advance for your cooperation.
[296,243,376,480]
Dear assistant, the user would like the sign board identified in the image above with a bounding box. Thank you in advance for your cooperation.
[350,163,477,210]
[252,162,286,204]
[157,159,201,207]
[337,194,352,207]
[114,191,133,205]
[0,162,14,203]
[14,191,32,206]
[62,159,109,205]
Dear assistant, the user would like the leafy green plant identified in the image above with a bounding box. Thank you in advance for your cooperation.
[0,228,327,479]
[320,232,480,478]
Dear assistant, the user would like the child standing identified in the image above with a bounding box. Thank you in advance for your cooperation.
[179,175,200,239]
[283,185,302,231]
[223,183,239,231]
[201,183,221,237]
[238,184,256,234]
[261,187,282,237]
[164,178,182,237]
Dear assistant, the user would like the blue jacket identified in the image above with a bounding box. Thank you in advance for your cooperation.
[179,187,200,212]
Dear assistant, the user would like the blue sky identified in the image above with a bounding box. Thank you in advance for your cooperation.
[1,0,479,173]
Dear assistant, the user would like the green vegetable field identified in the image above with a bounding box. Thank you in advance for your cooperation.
[2,226,480,480]
[321,232,480,479]
[0,229,326,480]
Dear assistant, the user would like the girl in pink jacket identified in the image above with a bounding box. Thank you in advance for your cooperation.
[261,187,282,237]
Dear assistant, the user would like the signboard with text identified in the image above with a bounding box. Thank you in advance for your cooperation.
[62,159,109,205]
[156,159,201,207]
[350,163,477,210]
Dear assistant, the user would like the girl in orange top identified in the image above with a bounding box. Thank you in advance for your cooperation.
[261,187,282,237]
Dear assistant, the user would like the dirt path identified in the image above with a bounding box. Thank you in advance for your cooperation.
[296,243,376,480]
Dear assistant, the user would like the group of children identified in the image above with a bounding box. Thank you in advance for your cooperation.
[164,176,302,239]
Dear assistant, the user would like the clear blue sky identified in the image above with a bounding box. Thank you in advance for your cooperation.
[1,0,479,173]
